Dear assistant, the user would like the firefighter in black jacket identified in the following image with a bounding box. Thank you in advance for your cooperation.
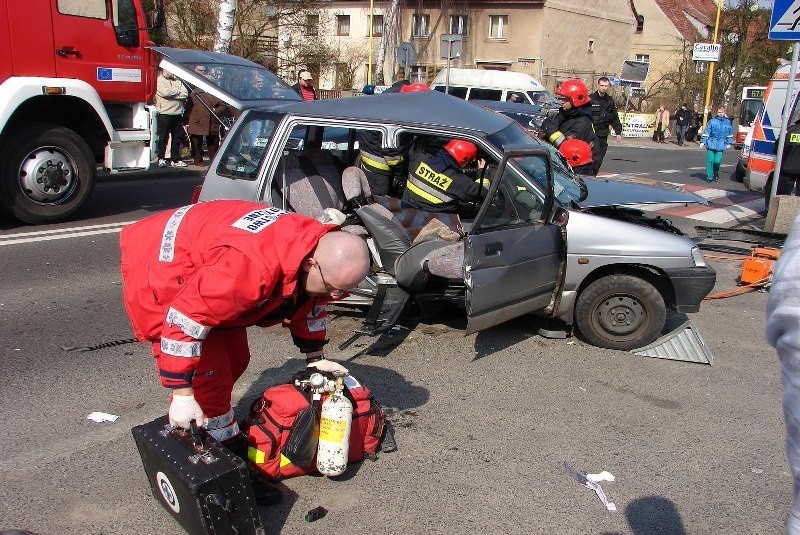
[589,76,623,175]
[357,83,430,196]
[403,139,487,213]
[542,79,598,172]
[775,118,800,195]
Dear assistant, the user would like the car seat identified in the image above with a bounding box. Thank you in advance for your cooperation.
[274,149,345,219]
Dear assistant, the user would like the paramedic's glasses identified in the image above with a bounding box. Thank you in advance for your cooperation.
[315,261,345,297]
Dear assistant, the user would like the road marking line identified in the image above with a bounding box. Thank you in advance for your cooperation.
[0,226,130,246]
[0,220,136,240]
[688,166,706,170]
[658,169,682,173]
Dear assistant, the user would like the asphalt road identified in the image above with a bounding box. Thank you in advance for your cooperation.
[0,145,788,534]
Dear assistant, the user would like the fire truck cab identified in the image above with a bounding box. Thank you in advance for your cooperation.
[0,0,162,224]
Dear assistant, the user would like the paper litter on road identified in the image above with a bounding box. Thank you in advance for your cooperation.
[564,461,617,511]
[87,411,119,423]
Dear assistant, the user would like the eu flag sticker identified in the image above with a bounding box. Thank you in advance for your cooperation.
[97,68,113,81]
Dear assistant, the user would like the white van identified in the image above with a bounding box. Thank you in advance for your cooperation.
[430,68,559,108]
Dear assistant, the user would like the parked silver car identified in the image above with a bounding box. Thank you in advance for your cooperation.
[159,48,716,351]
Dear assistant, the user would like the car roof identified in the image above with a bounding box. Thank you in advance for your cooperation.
[268,91,514,135]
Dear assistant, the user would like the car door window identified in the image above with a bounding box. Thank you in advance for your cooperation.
[479,155,547,230]
[217,113,279,179]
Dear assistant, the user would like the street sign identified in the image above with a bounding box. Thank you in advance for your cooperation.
[770,0,800,40]
[396,42,416,69]
[693,43,721,61]
[440,34,462,60]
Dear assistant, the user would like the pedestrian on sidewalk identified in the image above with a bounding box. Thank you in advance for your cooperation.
[291,69,317,101]
[589,76,623,175]
[700,107,733,182]
[155,69,189,168]
[674,103,692,146]
[652,105,669,144]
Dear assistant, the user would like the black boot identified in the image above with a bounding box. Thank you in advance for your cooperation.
[225,434,283,506]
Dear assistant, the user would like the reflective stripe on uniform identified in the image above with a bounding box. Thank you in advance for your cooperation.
[166,307,211,339]
[548,131,565,146]
[360,150,404,172]
[160,337,202,358]
[159,204,194,262]
[406,179,446,204]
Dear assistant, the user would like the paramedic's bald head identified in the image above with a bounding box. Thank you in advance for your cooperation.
[306,231,370,295]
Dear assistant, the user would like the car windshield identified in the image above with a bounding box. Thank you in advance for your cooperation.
[189,63,300,102]
[528,90,561,108]
[488,123,587,205]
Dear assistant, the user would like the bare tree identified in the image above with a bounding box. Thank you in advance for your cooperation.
[374,0,400,85]
[332,42,368,89]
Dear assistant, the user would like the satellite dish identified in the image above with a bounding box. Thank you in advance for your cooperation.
[396,42,417,69]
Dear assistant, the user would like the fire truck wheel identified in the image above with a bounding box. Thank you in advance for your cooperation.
[575,274,666,351]
[0,122,96,224]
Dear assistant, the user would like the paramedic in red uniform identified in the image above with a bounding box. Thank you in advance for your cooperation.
[119,200,369,500]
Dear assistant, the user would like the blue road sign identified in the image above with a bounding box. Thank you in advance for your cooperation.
[770,0,800,40]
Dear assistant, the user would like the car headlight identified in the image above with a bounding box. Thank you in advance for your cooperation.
[691,246,706,267]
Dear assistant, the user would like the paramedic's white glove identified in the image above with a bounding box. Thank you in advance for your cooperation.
[169,394,205,429]
[307,357,349,375]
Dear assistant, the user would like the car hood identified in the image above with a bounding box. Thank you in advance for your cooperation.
[577,174,708,208]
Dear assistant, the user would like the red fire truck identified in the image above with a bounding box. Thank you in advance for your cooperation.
[0,0,163,224]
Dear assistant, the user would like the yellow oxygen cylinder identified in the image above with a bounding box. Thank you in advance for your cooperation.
[316,376,353,476]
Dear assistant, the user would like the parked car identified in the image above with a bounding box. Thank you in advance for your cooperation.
[160,48,716,351]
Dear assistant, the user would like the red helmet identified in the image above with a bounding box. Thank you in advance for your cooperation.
[444,139,479,167]
[556,79,590,106]
[559,139,593,168]
[400,82,430,93]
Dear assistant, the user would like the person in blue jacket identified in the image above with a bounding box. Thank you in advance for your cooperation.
[700,107,734,182]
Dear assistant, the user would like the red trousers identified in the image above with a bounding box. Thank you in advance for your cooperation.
[154,328,250,441]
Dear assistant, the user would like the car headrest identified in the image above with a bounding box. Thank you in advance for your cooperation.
[342,166,370,201]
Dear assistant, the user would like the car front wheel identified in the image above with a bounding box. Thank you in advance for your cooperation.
[575,275,666,351]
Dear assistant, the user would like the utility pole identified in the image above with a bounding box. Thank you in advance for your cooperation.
[701,0,723,133]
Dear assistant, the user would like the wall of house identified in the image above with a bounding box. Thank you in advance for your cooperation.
[630,0,690,85]
[540,0,635,89]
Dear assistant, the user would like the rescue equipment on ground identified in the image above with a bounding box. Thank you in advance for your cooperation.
[317,375,353,476]
[132,417,264,535]
[243,370,390,481]
[703,247,780,300]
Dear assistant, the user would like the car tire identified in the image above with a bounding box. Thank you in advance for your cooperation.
[0,122,96,224]
[575,275,666,351]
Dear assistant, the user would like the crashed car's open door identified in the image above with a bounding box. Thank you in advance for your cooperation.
[464,150,564,334]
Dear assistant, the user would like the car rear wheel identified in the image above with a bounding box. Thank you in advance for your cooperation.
[0,122,96,224]
[575,275,666,351]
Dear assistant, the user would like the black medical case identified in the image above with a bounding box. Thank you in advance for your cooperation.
[132,416,264,535]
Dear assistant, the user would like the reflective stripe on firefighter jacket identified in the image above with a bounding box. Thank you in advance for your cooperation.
[119,200,336,388]
[402,149,484,213]
[542,105,598,149]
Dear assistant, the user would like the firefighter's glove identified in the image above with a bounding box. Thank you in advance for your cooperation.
[308,358,349,375]
[169,394,205,430]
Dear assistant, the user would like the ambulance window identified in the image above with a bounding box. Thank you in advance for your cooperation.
[58,0,107,19]
[217,113,279,180]
[470,88,503,101]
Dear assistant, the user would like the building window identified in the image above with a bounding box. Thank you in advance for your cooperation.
[336,15,350,36]
[450,15,468,36]
[635,54,650,63]
[636,15,645,32]
[488,15,508,39]
[370,14,383,37]
[306,14,319,36]
[412,14,429,38]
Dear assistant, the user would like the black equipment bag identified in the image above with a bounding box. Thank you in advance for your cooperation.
[132,416,264,535]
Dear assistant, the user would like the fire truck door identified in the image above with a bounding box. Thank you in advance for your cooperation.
[51,0,147,102]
